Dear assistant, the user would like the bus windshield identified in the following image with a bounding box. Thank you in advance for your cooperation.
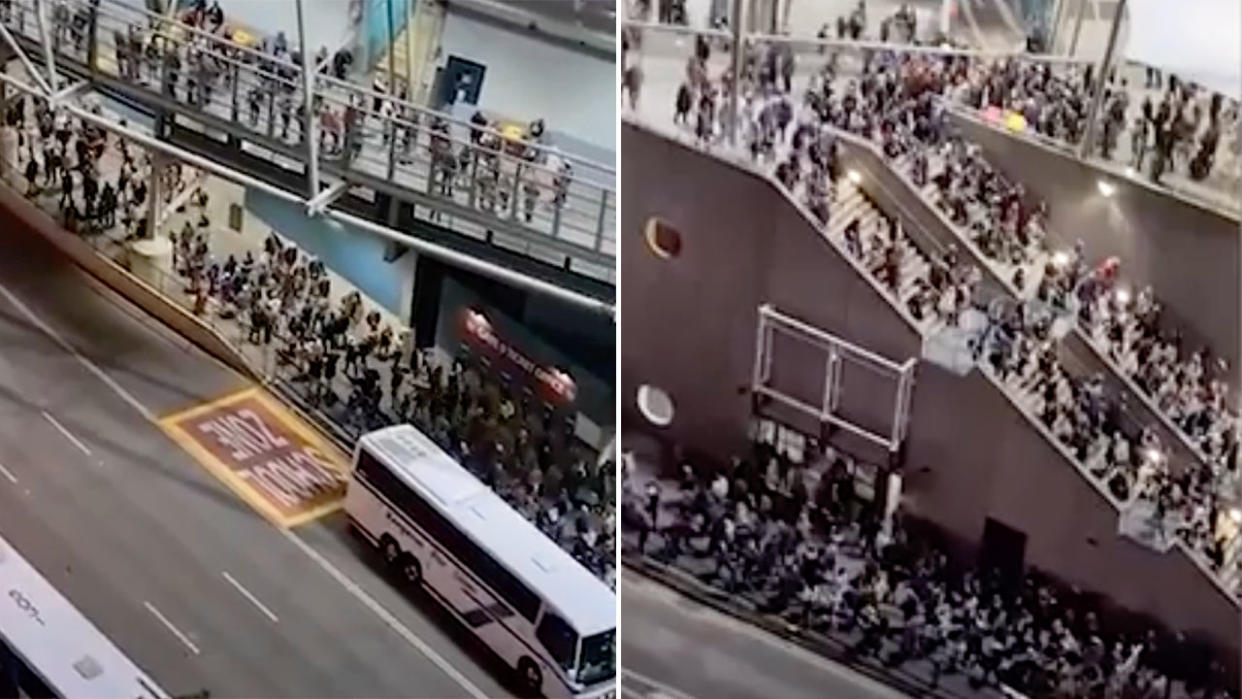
[577,630,616,685]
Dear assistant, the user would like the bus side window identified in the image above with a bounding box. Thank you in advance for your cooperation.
[534,612,577,671]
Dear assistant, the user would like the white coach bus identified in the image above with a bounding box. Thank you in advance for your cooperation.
[0,531,167,699]
[345,424,616,698]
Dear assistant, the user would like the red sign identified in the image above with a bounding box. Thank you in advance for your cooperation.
[461,309,577,404]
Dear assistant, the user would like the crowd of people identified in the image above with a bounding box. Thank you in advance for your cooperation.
[815,1,922,45]
[5,87,200,242]
[622,436,1236,697]
[1,85,617,589]
[171,223,617,589]
[656,33,1241,586]
[625,0,1236,194]
[945,56,1239,189]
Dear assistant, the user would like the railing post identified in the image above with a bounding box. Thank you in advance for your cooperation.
[229,62,239,123]
[86,0,99,75]
[550,185,562,237]
[386,114,398,181]
[594,189,608,251]
[266,83,276,138]
[508,163,522,221]
[467,146,479,209]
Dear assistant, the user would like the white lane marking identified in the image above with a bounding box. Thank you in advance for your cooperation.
[41,411,92,457]
[0,279,489,697]
[222,571,279,624]
[0,461,17,484]
[143,601,201,656]
[0,282,156,422]
[280,529,489,699]
[622,668,697,699]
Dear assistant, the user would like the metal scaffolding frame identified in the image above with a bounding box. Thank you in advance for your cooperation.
[751,304,917,453]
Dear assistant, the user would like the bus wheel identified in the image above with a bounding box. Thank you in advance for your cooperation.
[399,554,422,586]
[516,657,541,695]
[380,535,401,566]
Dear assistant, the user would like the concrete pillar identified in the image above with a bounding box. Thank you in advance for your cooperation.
[295,0,318,197]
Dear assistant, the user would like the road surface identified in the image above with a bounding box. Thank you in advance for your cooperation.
[621,570,912,699]
[0,205,513,698]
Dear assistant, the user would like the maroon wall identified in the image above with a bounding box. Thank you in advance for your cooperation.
[622,123,1240,668]
[620,123,921,461]
[904,366,1238,663]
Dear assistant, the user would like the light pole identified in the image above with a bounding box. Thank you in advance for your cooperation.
[295,0,319,198]
[1078,0,1127,160]
[727,0,744,145]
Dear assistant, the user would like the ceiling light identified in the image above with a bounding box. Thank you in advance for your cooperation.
[1097,180,1116,197]
[847,169,862,184]
[1052,251,1070,268]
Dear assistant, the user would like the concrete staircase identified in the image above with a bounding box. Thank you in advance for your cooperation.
[889,150,1052,299]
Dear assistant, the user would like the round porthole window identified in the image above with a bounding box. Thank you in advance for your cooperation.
[636,385,674,427]
[644,217,682,259]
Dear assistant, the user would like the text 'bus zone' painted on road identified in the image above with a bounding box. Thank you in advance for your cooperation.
[159,387,348,527]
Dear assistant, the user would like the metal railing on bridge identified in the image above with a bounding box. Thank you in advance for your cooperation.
[3,0,616,282]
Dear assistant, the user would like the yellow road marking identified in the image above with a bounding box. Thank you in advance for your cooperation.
[159,386,348,528]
